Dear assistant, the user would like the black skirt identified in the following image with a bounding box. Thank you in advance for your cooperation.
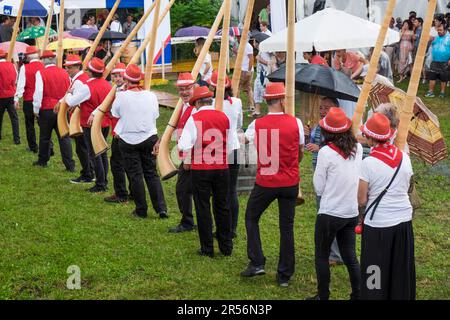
[360,220,416,300]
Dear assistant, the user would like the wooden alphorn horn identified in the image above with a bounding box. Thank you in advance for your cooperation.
[144,0,163,90]
[214,0,232,112]
[69,1,157,138]
[395,0,436,150]
[284,0,304,205]
[351,0,396,135]
[41,0,55,54]
[157,2,226,180]
[7,0,24,61]
[91,85,117,156]
[56,0,65,68]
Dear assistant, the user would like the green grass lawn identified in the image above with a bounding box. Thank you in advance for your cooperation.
[0,81,448,300]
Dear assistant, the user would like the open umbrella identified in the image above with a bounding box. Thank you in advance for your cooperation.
[88,31,127,41]
[267,63,361,102]
[46,39,92,51]
[251,31,270,44]
[69,28,98,40]
[369,83,448,165]
[0,41,28,54]
[17,26,57,41]
[259,8,399,53]
[0,0,59,17]
[174,26,210,38]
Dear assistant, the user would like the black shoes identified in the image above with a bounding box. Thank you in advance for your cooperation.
[27,147,37,153]
[131,210,147,219]
[14,140,21,145]
[305,295,321,300]
[104,194,129,203]
[197,249,214,258]
[66,167,76,173]
[240,264,266,277]
[70,176,95,184]
[159,211,169,219]
[32,161,47,168]
[276,275,289,287]
[87,185,107,193]
[169,224,196,233]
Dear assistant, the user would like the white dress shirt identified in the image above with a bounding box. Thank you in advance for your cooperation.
[245,112,305,145]
[33,64,56,114]
[15,59,40,103]
[178,105,232,153]
[314,143,363,218]
[111,90,159,145]
[65,78,93,107]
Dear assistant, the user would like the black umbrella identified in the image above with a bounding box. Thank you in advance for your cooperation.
[267,63,361,102]
[251,31,270,44]
[88,30,127,41]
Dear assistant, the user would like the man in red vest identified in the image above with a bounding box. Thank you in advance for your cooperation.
[15,46,43,152]
[169,72,197,234]
[66,57,111,193]
[241,82,305,287]
[0,49,20,145]
[33,50,74,170]
[178,86,232,258]
[60,54,95,184]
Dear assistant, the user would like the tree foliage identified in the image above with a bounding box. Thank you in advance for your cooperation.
[170,0,222,33]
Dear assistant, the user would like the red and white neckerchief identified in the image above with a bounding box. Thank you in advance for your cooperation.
[226,96,233,105]
[327,142,349,160]
[370,142,403,168]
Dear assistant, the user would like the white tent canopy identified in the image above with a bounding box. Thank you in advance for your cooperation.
[259,8,400,53]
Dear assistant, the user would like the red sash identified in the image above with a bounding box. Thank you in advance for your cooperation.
[328,142,349,160]
[370,142,403,168]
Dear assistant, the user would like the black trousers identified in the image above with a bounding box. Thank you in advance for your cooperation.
[229,162,240,234]
[0,97,20,143]
[83,126,109,188]
[245,184,298,281]
[176,163,194,228]
[111,137,130,199]
[361,221,416,300]
[119,135,167,216]
[37,109,74,170]
[23,101,37,151]
[74,134,94,180]
[315,214,361,300]
[191,169,232,255]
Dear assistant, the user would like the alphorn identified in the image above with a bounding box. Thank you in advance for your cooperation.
[7,0,24,61]
[157,2,226,180]
[395,0,437,150]
[284,0,304,205]
[214,0,232,112]
[56,0,65,68]
[351,0,396,134]
[58,0,121,138]
[231,0,255,97]
[41,0,55,54]
[144,0,163,90]
[128,0,176,66]
[69,0,158,138]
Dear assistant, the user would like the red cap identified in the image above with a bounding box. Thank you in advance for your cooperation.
[319,107,352,133]
[207,70,231,88]
[263,82,286,100]
[63,54,82,66]
[190,86,214,105]
[40,50,56,59]
[123,63,143,82]
[25,46,39,55]
[0,49,6,58]
[88,57,105,74]
[176,72,195,87]
[111,62,126,74]
[360,113,394,141]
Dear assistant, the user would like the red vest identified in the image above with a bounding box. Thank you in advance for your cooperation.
[255,114,300,188]
[191,109,229,171]
[177,104,195,159]
[23,60,44,101]
[0,61,17,99]
[80,78,111,128]
[71,72,89,89]
[40,65,70,110]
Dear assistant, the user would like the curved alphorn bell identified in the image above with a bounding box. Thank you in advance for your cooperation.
[157,2,226,180]
[91,86,117,156]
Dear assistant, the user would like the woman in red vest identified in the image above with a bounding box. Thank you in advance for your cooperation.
[15,46,44,152]
[169,72,197,234]
[358,113,415,300]
[32,50,74,171]
[241,82,305,287]
[0,49,20,145]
